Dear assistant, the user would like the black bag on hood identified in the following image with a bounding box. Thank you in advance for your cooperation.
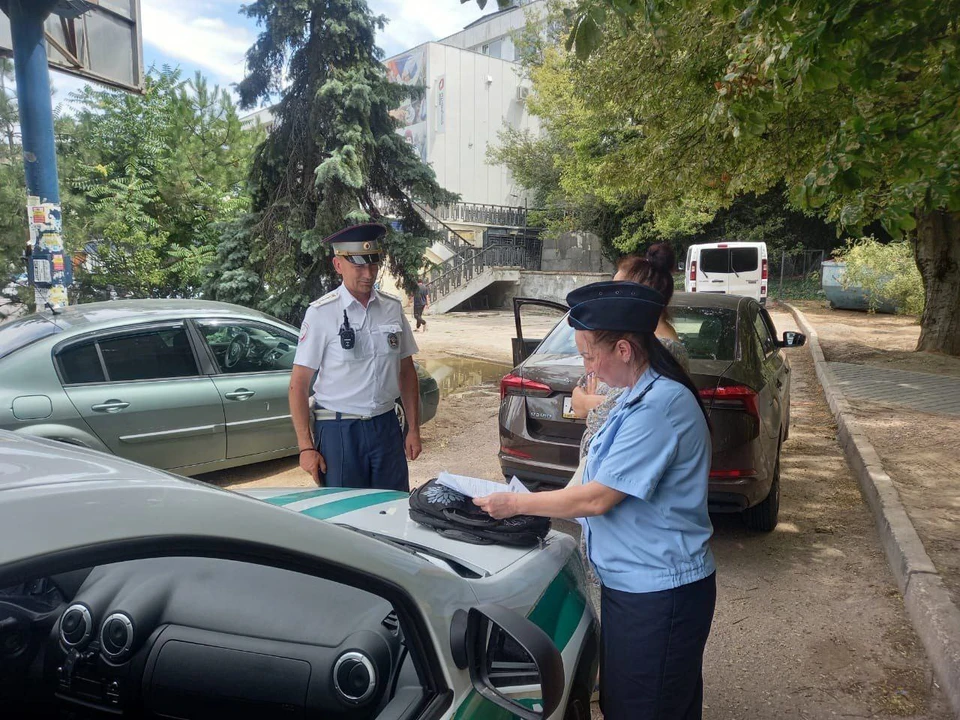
[408,478,550,548]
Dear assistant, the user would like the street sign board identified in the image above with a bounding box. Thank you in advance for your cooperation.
[0,0,144,93]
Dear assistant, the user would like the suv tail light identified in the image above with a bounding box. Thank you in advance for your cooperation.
[500,373,552,401]
[699,384,760,420]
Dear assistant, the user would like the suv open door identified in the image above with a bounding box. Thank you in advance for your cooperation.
[511,298,568,367]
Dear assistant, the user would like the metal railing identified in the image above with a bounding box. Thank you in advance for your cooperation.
[410,200,473,253]
[423,202,530,228]
[427,243,535,300]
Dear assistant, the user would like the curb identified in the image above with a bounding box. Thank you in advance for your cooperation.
[783,303,960,717]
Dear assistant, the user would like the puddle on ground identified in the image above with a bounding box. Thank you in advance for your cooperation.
[420,355,511,398]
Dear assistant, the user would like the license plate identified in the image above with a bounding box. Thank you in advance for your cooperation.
[562,395,577,419]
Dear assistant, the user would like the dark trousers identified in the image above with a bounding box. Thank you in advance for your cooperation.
[313,411,409,491]
[600,573,716,720]
[413,305,426,329]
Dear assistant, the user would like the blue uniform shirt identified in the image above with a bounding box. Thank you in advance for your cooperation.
[583,367,715,593]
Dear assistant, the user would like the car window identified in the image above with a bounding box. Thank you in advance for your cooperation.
[699,249,729,274]
[195,319,298,374]
[672,307,738,360]
[98,326,199,381]
[0,316,61,360]
[753,311,776,357]
[58,343,106,384]
[532,313,577,355]
[730,247,759,273]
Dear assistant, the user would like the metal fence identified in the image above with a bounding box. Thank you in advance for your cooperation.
[427,202,530,228]
[774,249,825,297]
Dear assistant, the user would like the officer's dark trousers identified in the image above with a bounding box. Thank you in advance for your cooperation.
[599,572,716,720]
[314,411,409,491]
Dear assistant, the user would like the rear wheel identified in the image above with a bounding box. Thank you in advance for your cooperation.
[743,448,780,532]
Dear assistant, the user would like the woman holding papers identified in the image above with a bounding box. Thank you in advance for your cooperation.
[475,281,715,720]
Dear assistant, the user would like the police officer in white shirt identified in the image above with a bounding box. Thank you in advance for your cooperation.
[288,223,421,491]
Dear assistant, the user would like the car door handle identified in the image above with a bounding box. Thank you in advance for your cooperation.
[91,400,130,413]
[224,389,255,401]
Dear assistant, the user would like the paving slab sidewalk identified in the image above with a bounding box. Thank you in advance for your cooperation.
[784,302,960,717]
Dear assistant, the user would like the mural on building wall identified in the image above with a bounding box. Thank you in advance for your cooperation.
[386,49,429,162]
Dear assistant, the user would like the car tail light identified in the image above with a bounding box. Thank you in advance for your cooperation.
[501,446,533,459]
[699,384,760,419]
[761,258,768,280]
[500,373,552,401]
[689,260,697,282]
[709,468,757,479]
[717,243,728,248]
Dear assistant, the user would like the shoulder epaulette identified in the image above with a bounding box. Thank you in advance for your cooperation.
[310,290,339,308]
[377,290,402,303]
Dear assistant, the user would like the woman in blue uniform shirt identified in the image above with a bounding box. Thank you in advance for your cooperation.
[475,280,716,720]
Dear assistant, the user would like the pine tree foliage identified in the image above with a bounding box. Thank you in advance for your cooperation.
[211,0,455,324]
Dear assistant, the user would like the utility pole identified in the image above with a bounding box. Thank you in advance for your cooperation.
[6,0,72,310]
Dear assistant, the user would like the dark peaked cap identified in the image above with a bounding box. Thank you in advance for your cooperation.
[324,223,386,265]
[566,281,665,333]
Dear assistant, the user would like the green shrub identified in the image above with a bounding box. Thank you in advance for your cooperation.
[835,238,924,316]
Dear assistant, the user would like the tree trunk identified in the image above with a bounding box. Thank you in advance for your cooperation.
[915,210,960,356]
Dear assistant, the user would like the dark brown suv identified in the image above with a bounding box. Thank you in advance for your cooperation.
[498,293,805,531]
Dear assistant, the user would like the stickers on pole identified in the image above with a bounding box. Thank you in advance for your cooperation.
[25,198,71,308]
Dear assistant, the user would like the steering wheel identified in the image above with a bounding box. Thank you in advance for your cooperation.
[224,332,251,369]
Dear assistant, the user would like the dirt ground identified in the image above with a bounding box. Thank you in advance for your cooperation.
[210,307,951,718]
[791,300,960,612]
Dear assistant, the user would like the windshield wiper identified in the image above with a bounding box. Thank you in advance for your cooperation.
[334,524,418,555]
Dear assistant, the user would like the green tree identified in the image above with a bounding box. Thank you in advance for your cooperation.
[210,0,454,324]
[67,68,259,299]
[477,0,960,354]
[0,59,26,285]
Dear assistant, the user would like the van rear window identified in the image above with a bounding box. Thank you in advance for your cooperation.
[699,249,729,274]
[730,247,759,272]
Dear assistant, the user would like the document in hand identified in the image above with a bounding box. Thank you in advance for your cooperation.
[436,471,531,498]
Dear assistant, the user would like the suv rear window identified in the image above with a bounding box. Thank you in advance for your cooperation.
[0,316,61,360]
[532,307,738,361]
[673,307,738,360]
[533,314,577,355]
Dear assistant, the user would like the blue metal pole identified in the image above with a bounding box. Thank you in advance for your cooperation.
[8,0,71,309]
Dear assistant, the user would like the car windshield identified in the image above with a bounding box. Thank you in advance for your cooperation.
[0,316,61,360]
[532,307,738,361]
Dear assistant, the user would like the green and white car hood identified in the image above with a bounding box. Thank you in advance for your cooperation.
[242,487,560,577]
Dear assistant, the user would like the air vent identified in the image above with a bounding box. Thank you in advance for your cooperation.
[381,611,399,635]
[59,604,93,648]
[333,651,376,704]
[99,613,134,662]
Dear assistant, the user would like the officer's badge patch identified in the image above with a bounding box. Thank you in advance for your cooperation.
[387,332,399,349]
[299,321,308,342]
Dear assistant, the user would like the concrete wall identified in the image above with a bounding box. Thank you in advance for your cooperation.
[503,270,610,306]
[420,42,539,206]
[438,1,547,61]
[540,231,614,274]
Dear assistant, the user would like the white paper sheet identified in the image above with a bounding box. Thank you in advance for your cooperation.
[436,471,530,498]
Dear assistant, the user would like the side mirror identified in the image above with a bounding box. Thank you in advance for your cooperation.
[450,604,564,720]
[780,331,806,348]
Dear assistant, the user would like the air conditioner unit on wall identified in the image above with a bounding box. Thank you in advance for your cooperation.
[516,86,530,102]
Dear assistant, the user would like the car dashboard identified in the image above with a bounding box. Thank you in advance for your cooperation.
[0,557,418,719]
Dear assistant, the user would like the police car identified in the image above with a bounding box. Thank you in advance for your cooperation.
[0,431,598,720]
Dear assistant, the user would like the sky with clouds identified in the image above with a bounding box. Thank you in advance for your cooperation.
[51,0,497,106]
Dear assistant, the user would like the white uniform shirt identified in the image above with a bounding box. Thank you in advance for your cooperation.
[293,284,418,416]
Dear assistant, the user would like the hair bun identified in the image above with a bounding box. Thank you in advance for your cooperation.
[645,243,676,274]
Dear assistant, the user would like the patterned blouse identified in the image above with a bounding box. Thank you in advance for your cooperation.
[577,337,690,459]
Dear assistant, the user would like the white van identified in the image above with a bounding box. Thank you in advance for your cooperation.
[684,241,769,303]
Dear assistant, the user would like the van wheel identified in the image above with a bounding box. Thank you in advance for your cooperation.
[743,450,780,532]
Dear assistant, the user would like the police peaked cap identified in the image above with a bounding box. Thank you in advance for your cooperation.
[566,281,665,333]
[324,223,386,265]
